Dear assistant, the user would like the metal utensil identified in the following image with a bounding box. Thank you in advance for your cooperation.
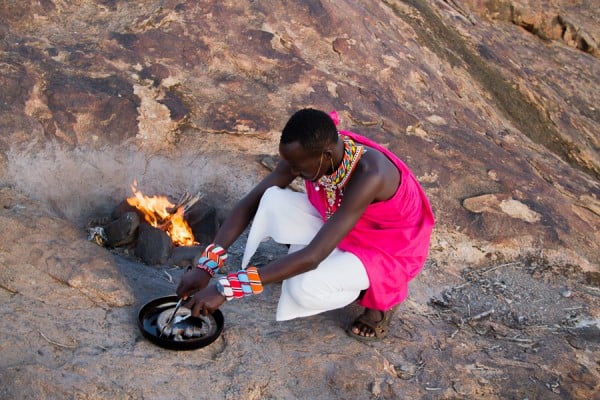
[159,298,183,337]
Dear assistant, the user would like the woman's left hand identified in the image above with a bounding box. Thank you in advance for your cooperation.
[185,283,226,316]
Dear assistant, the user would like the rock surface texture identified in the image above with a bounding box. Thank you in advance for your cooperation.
[0,1,598,399]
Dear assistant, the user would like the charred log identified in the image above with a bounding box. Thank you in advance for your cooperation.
[135,223,173,265]
[185,201,219,247]
[103,211,140,248]
[111,199,143,221]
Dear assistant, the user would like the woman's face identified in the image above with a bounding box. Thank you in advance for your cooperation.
[279,141,325,182]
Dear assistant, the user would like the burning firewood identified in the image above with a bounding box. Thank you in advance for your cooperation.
[87,183,219,267]
[125,183,201,247]
[86,211,140,248]
[166,191,203,214]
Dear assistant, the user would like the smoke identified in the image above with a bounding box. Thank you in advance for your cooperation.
[6,143,263,226]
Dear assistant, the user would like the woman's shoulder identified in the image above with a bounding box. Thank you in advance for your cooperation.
[351,142,402,202]
[358,144,399,175]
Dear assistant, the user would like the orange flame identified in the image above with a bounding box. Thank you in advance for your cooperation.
[126,181,197,247]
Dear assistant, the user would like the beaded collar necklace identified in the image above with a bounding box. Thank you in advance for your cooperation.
[314,136,364,219]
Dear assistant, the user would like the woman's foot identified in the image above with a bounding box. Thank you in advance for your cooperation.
[347,305,399,342]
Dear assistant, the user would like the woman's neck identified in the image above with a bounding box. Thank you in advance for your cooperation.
[328,137,346,174]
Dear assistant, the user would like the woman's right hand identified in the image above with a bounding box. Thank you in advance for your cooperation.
[176,268,212,299]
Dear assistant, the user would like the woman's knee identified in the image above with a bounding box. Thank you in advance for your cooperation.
[258,187,288,217]
[261,186,284,204]
[286,274,330,309]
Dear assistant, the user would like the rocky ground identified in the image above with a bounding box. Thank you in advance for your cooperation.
[0,0,598,399]
[0,185,598,399]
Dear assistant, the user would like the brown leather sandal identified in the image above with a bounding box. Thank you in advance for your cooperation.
[346,305,399,342]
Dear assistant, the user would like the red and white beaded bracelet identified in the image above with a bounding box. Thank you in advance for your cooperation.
[216,266,263,301]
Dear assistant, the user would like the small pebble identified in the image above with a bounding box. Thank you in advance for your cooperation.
[560,289,572,298]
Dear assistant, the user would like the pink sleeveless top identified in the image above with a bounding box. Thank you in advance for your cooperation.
[305,130,435,310]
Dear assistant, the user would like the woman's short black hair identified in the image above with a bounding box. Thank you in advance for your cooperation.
[280,108,338,154]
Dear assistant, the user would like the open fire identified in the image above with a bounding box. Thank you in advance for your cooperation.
[87,181,219,266]
[126,181,198,247]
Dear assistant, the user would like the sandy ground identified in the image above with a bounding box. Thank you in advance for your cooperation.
[0,184,598,399]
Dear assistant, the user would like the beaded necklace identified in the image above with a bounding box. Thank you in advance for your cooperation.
[314,136,364,219]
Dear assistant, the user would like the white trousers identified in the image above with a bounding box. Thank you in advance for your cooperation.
[241,186,370,321]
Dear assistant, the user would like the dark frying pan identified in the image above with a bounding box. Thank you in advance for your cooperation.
[138,295,224,350]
